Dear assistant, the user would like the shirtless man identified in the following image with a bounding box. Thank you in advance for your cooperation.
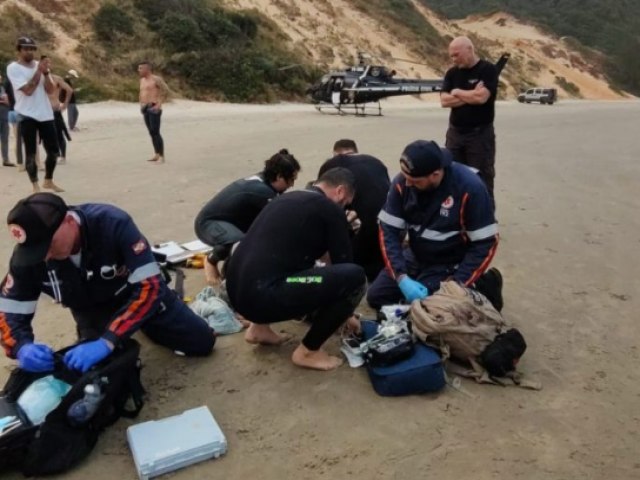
[44,58,73,165]
[138,62,169,163]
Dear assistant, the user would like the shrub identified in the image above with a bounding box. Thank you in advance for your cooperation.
[156,13,206,52]
[93,4,134,44]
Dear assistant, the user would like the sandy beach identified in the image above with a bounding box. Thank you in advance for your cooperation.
[1,97,639,479]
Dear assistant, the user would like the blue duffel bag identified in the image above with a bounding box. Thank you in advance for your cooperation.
[361,320,446,396]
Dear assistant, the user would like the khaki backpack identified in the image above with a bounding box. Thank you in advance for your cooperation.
[410,281,541,389]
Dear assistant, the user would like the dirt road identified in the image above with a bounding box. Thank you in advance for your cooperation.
[1,99,638,479]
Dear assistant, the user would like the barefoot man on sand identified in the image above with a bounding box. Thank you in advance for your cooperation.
[225,168,366,371]
[138,61,169,163]
[6,37,63,192]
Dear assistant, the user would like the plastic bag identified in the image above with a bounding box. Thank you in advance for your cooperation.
[17,375,72,425]
[189,286,243,335]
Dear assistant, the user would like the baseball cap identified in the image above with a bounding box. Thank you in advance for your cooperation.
[399,140,452,177]
[67,69,79,78]
[6,193,68,266]
[16,36,37,50]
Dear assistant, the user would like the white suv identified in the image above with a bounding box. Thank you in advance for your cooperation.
[517,88,557,105]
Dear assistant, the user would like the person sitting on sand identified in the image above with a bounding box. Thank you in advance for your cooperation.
[225,167,365,371]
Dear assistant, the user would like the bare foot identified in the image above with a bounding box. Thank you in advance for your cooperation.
[42,180,64,192]
[245,323,290,345]
[204,259,222,286]
[345,314,362,335]
[291,344,343,371]
[18,165,26,172]
[236,314,251,329]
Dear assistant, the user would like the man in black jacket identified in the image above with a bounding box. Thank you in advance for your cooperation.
[317,139,390,281]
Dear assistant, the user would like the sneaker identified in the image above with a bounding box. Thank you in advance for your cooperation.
[2,162,15,167]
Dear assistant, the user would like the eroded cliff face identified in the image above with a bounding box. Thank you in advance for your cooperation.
[2,0,628,100]
[224,0,627,99]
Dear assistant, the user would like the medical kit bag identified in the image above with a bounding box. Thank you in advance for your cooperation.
[361,320,445,396]
[0,338,144,476]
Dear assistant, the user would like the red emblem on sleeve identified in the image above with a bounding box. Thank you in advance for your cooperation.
[132,239,147,255]
[8,224,27,244]
[441,196,454,209]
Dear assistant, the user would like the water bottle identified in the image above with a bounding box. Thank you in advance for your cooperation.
[67,382,105,426]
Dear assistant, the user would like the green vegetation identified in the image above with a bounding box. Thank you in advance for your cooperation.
[93,3,134,43]
[84,0,316,101]
[424,0,640,95]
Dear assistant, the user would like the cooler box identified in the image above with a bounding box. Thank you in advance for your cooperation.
[361,320,446,396]
[127,406,227,480]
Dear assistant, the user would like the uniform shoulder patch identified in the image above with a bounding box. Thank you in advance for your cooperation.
[441,195,455,209]
[132,239,148,255]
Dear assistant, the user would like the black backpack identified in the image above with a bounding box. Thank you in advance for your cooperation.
[0,338,145,476]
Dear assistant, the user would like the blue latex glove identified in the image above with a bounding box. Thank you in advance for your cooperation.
[398,276,429,303]
[63,339,112,373]
[17,343,55,372]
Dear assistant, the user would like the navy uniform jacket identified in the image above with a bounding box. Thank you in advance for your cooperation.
[0,204,166,358]
[378,162,498,285]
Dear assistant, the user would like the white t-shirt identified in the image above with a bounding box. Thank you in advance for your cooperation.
[6,61,54,122]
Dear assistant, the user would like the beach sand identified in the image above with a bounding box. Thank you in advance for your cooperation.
[1,98,639,479]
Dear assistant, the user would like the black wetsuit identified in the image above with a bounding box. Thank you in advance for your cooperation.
[226,188,366,350]
[194,174,278,262]
[318,153,390,281]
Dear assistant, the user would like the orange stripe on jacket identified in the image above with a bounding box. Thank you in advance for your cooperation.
[464,235,499,286]
[0,312,17,356]
[109,276,160,337]
[378,225,398,280]
[459,192,469,242]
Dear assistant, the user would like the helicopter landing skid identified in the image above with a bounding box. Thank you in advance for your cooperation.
[314,101,383,117]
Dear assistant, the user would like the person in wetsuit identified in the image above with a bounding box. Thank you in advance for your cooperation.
[194,149,301,284]
[318,139,390,282]
[225,167,366,371]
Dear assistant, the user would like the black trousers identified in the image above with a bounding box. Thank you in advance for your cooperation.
[445,124,496,201]
[142,108,163,155]
[195,220,245,263]
[53,110,67,158]
[20,116,59,182]
[229,264,366,350]
[72,290,215,356]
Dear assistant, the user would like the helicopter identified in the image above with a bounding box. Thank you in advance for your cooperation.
[306,52,510,116]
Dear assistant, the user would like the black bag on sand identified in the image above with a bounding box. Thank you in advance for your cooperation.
[0,338,144,476]
[480,328,527,378]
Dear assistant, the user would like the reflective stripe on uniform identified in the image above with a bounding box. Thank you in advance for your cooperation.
[0,298,37,315]
[467,223,498,241]
[378,210,406,229]
[420,229,460,241]
[128,262,161,284]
